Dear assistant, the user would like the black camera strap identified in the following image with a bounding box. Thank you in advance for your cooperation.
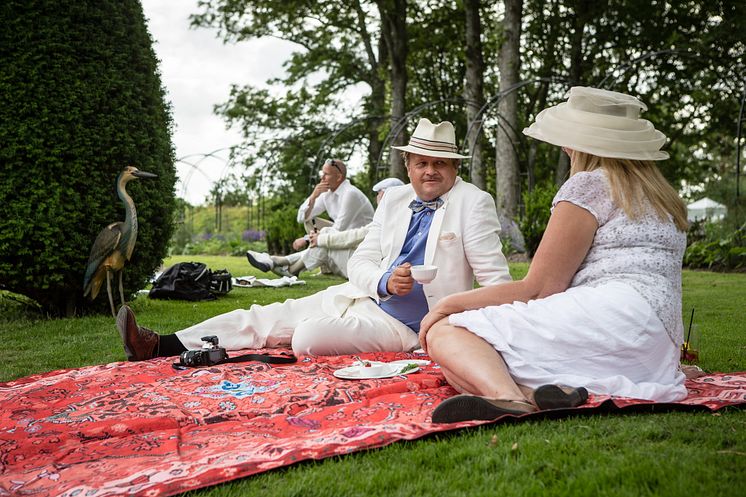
[221,353,297,365]
[172,352,297,370]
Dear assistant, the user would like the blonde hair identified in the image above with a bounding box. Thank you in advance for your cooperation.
[570,151,688,231]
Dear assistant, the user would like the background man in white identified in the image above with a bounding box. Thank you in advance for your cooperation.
[117,118,511,359]
[247,177,404,278]
[291,159,373,252]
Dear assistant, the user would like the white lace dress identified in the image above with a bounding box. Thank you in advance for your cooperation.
[449,169,688,401]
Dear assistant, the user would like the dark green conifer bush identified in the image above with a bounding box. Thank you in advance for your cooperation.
[0,0,176,316]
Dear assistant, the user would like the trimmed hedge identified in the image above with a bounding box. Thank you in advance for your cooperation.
[0,0,176,316]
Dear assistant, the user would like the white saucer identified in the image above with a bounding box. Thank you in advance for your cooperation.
[333,361,421,380]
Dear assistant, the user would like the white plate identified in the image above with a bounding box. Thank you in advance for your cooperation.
[333,361,421,380]
[389,359,431,367]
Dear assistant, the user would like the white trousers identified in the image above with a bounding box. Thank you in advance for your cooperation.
[175,289,420,356]
[284,247,352,278]
[285,248,326,270]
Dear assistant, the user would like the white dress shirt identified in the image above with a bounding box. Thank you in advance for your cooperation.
[296,179,374,231]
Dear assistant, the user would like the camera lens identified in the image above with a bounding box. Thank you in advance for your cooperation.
[179,350,203,367]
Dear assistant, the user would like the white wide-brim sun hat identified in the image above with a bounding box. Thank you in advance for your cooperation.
[393,118,470,159]
[523,86,669,161]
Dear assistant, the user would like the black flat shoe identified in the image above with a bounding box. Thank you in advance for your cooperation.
[533,385,588,410]
[432,394,536,424]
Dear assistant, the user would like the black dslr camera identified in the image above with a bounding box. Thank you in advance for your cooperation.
[178,336,228,367]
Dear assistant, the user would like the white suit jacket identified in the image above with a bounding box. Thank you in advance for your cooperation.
[320,177,512,317]
[317,225,369,249]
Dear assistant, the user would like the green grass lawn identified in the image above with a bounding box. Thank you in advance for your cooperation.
[2,257,745,496]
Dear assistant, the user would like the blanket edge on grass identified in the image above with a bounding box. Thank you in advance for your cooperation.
[1,353,743,497]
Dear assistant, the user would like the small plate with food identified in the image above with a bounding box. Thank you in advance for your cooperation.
[333,360,421,379]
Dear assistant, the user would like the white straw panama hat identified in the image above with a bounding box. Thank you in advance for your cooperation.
[392,118,471,159]
[522,86,669,161]
[372,177,405,192]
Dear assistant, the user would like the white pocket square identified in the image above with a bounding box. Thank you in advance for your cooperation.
[439,232,457,241]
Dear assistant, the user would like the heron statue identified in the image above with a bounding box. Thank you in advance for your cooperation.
[83,166,157,316]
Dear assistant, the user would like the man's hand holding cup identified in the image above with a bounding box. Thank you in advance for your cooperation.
[386,263,414,296]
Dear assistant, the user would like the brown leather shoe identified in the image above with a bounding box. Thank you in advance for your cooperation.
[116,305,159,361]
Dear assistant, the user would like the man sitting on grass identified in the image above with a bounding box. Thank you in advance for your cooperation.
[117,118,511,358]
[246,177,404,279]
[293,158,374,251]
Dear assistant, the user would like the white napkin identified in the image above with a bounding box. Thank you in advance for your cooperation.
[232,275,306,288]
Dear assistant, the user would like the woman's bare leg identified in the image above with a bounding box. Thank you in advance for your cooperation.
[427,319,529,402]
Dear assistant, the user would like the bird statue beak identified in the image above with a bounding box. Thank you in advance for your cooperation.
[133,170,158,179]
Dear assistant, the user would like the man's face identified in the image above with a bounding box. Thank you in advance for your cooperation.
[406,153,458,201]
[319,162,344,191]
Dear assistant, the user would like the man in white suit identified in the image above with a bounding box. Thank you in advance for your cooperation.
[117,118,512,359]
[246,177,404,279]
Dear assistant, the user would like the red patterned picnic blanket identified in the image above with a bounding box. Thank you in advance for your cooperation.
[1,351,744,497]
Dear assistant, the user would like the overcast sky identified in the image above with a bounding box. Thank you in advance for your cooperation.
[141,0,296,205]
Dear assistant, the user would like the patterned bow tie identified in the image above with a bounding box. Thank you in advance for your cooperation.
[408,198,444,213]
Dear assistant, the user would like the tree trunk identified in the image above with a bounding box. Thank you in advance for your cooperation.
[556,0,590,185]
[378,0,408,179]
[527,81,549,191]
[367,36,388,185]
[464,0,486,190]
[495,0,523,218]
[367,111,385,185]
[353,0,388,185]
[555,148,570,184]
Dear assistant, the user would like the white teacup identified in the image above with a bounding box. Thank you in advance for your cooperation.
[410,265,438,284]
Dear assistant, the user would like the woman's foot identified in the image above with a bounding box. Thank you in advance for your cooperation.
[432,394,537,423]
[533,385,588,410]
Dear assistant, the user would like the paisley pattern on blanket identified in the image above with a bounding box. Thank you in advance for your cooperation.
[1,350,743,497]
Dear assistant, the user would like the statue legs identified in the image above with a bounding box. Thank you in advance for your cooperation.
[118,271,126,310]
[105,270,117,317]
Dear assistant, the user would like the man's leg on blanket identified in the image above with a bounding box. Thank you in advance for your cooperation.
[291,297,420,355]
[118,291,330,361]
[175,289,328,351]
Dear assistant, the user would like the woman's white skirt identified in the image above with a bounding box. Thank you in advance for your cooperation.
[448,281,687,402]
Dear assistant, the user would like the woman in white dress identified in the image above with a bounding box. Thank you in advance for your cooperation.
[420,87,690,423]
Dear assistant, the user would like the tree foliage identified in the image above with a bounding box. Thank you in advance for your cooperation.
[0,0,177,316]
[187,0,746,256]
[520,0,746,190]
[194,0,744,248]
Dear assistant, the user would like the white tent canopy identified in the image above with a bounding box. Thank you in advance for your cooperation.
[687,197,727,222]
